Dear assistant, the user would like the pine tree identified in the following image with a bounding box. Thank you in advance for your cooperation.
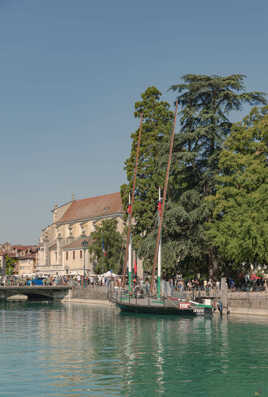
[166,74,266,276]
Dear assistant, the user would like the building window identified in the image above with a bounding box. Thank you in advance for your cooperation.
[73,251,75,260]
[80,250,82,259]
[66,252,68,261]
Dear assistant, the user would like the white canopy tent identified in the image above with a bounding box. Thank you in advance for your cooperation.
[101,270,118,278]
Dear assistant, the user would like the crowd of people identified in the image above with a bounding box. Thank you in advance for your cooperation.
[125,275,268,296]
[128,277,221,298]
[0,274,113,288]
[0,273,267,293]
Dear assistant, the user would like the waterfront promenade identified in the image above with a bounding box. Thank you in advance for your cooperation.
[1,275,268,316]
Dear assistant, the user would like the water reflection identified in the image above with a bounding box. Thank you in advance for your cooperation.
[0,302,268,397]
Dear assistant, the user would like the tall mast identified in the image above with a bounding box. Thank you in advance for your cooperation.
[122,113,143,289]
[128,193,132,291]
[157,187,162,299]
[150,101,178,294]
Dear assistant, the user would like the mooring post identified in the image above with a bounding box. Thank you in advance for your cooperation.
[220,277,228,314]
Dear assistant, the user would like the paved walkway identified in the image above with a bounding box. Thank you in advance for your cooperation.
[63,298,114,305]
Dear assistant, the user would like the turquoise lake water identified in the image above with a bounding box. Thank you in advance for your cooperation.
[0,301,268,397]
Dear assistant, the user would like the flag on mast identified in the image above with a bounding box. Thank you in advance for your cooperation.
[134,258,137,275]
[127,204,132,215]
[102,238,107,257]
[157,187,162,215]
[127,192,132,215]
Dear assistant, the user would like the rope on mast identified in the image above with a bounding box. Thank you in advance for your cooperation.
[150,101,178,294]
[122,113,143,288]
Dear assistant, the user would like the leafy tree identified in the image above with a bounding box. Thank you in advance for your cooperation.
[88,219,124,274]
[207,107,268,272]
[4,255,17,275]
[138,195,210,277]
[121,86,174,246]
[165,74,266,277]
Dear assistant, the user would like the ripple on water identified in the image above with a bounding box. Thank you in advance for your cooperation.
[1,303,268,396]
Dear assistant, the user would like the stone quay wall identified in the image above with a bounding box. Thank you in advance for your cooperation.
[187,290,268,316]
[70,286,109,301]
[227,292,268,316]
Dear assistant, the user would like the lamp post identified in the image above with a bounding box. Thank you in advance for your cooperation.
[81,238,89,287]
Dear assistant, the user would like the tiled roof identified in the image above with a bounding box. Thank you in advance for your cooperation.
[12,245,38,250]
[62,237,92,250]
[57,192,123,224]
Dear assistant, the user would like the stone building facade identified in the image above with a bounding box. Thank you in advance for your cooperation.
[37,192,124,275]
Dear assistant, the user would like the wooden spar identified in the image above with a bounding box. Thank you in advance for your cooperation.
[122,113,143,288]
[157,186,162,298]
[150,101,178,294]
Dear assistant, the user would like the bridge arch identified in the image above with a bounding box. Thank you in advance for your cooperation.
[0,286,71,301]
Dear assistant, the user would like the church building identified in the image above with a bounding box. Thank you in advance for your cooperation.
[37,192,124,275]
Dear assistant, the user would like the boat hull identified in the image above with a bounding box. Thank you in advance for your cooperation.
[116,301,212,316]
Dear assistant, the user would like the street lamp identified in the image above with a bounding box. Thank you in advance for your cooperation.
[81,238,89,287]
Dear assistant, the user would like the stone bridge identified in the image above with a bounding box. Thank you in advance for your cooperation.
[0,286,72,301]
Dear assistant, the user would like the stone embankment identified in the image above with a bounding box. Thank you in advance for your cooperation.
[63,286,113,305]
[227,292,268,316]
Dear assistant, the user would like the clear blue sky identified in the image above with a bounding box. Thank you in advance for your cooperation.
[0,0,267,244]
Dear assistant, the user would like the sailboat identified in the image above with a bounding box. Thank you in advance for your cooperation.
[114,104,213,317]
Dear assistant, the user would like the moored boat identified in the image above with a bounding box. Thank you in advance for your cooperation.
[114,291,213,317]
[117,102,213,318]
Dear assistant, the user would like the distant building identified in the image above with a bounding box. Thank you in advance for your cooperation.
[0,243,38,276]
[12,245,39,275]
[37,192,124,275]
